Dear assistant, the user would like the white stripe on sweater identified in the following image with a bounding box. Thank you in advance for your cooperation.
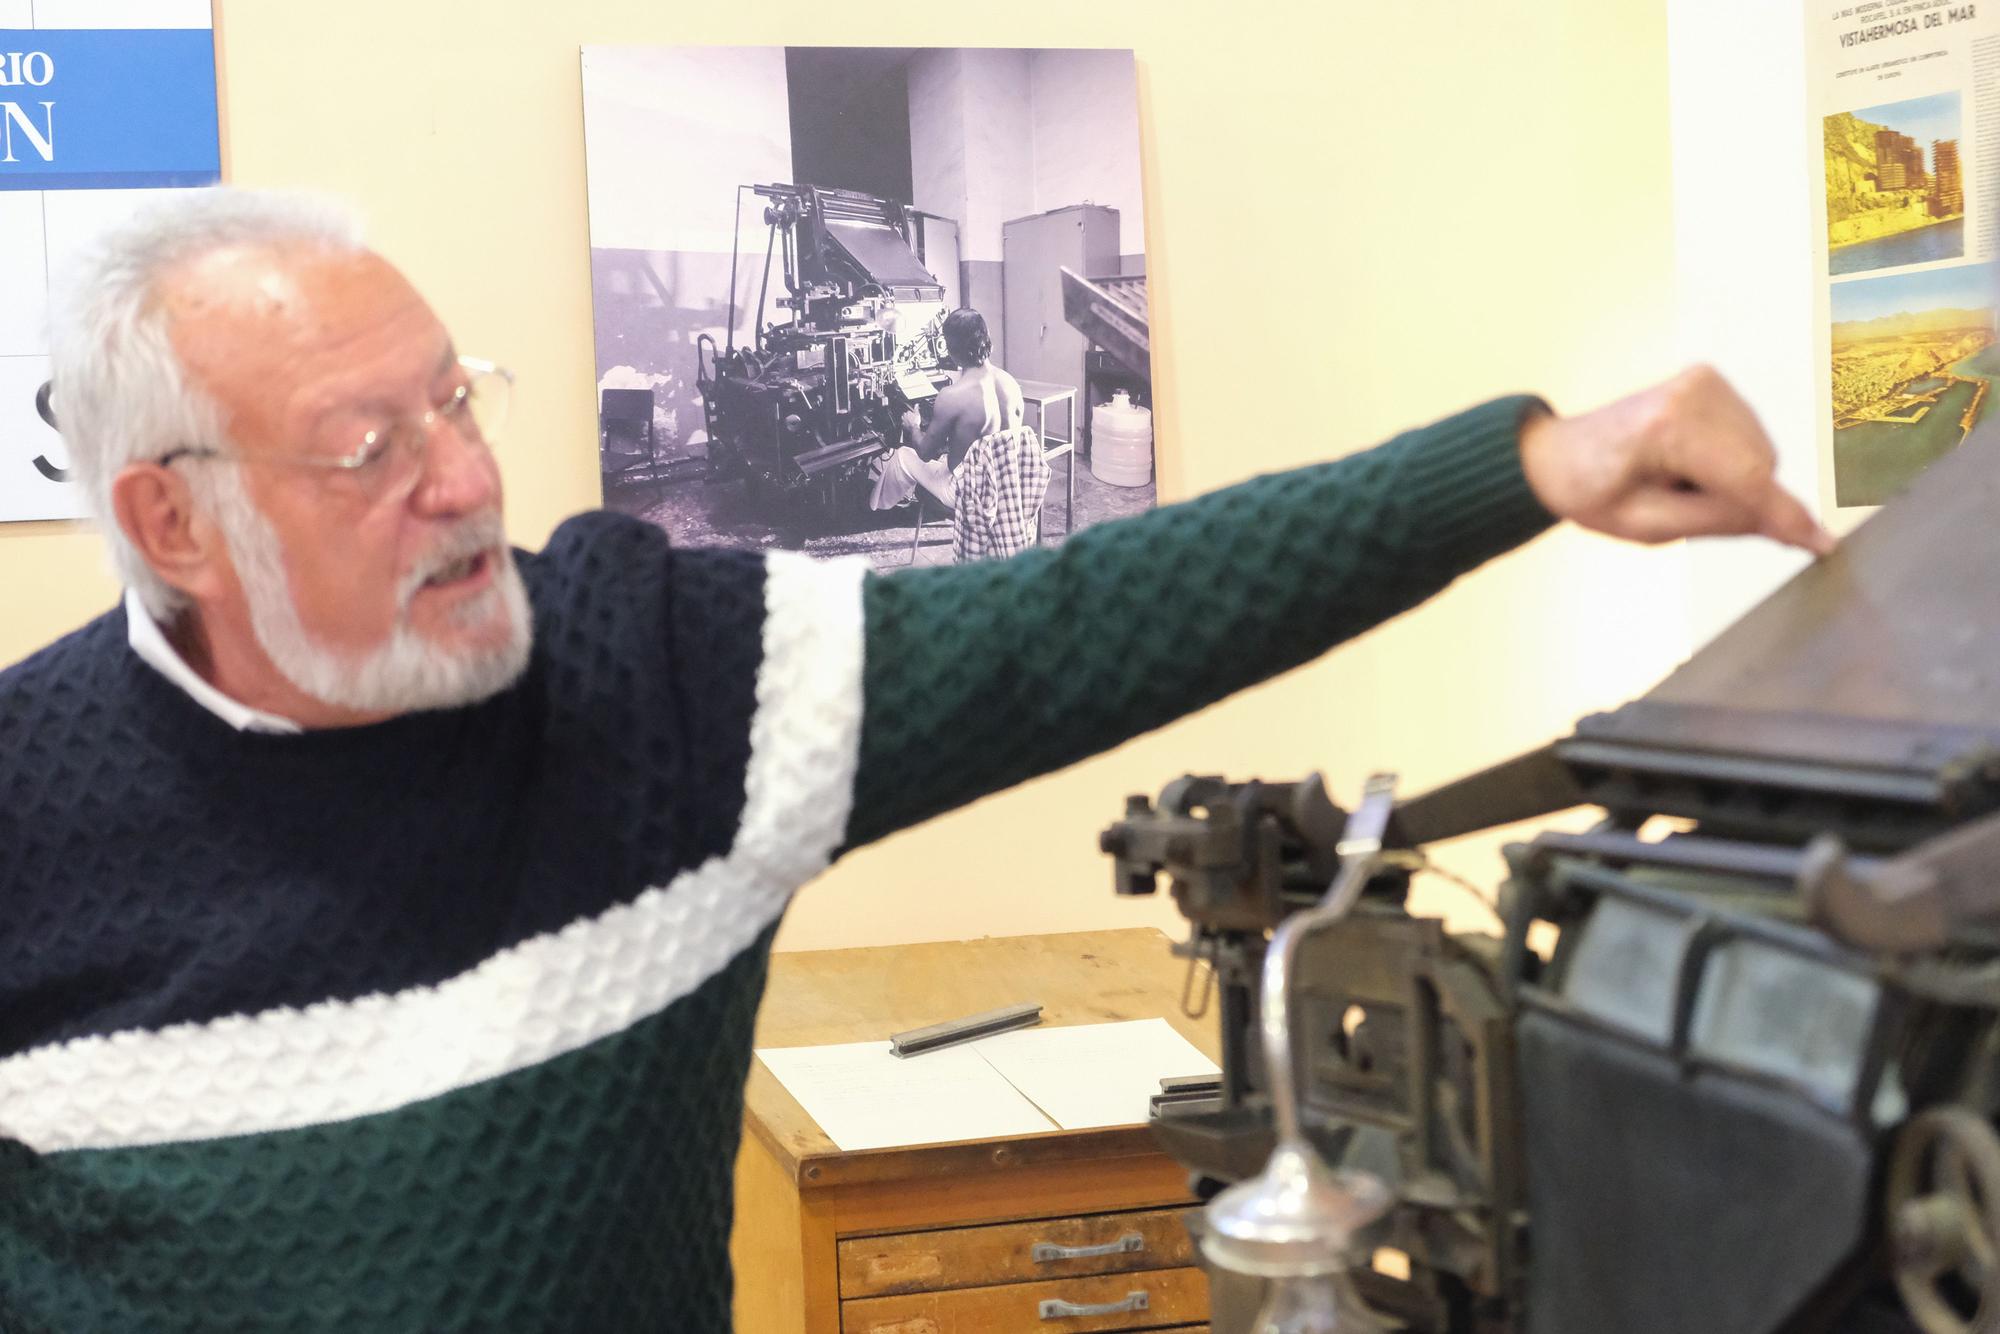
[0,551,868,1153]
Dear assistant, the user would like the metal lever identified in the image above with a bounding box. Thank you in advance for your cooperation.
[1038,1291,1149,1319]
[1194,774,1399,1318]
[1031,1232,1145,1263]
[1258,773,1398,1146]
[1178,927,1216,1019]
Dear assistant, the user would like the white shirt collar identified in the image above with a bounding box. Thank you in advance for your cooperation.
[124,589,303,735]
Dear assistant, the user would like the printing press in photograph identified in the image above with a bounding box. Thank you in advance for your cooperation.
[696,182,952,517]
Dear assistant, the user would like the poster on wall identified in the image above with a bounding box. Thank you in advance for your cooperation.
[579,46,1154,569]
[0,0,221,524]
[1809,0,2000,512]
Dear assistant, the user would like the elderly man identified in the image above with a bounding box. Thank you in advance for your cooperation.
[0,188,1825,1333]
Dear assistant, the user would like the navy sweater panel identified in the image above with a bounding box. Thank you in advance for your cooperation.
[0,511,767,1057]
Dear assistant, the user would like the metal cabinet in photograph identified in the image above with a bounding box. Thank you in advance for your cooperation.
[1003,205,1119,411]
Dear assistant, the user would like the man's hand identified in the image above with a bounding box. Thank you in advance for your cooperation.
[1518,366,1834,556]
[900,408,924,442]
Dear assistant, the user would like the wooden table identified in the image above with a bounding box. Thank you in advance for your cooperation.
[732,928,1215,1333]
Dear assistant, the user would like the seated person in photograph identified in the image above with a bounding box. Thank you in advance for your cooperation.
[0,187,1829,1333]
[871,305,1025,512]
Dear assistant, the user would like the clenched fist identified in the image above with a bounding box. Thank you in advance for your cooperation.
[1519,366,1833,555]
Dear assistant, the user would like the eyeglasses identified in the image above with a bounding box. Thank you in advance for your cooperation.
[159,356,514,503]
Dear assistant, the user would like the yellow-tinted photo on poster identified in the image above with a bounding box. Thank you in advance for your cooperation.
[1825,92,1966,276]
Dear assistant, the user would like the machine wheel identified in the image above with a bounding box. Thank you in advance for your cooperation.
[1889,1106,2000,1334]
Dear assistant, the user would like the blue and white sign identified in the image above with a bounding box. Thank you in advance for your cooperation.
[0,0,218,523]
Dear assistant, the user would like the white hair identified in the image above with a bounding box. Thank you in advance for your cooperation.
[47,187,364,621]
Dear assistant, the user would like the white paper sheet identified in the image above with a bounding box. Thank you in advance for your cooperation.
[971,1018,1220,1131]
[755,1039,1057,1151]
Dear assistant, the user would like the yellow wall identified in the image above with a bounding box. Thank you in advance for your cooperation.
[0,2,1688,951]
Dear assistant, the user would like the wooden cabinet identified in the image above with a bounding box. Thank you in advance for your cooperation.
[731,929,1216,1333]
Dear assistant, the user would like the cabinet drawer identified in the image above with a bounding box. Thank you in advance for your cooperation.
[839,1207,1194,1298]
[842,1265,1207,1332]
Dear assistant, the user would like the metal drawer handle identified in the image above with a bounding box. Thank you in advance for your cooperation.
[1031,1232,1145,1263]
[1038,1291,1148,1319]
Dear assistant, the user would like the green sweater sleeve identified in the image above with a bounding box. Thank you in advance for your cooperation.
[842,394,1555,849]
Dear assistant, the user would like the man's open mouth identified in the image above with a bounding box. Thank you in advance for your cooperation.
[424,550,490,588]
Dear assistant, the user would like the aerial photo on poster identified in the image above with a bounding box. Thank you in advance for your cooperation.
[1830,258,2000,507]
[1825,91,1967,277]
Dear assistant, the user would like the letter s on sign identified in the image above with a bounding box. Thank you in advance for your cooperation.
[32,379,69,483]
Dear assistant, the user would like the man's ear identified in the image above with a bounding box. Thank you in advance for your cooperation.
[109,464,228,602]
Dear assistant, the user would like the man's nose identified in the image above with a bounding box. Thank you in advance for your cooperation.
[409,412,501,516]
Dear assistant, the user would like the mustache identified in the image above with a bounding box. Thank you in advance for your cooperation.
[397,512,510,604]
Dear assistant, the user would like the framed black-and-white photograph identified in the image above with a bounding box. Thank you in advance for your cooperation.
[580,45,1154,567]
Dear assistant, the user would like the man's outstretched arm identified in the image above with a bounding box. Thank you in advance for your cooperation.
[842,368,1826,849]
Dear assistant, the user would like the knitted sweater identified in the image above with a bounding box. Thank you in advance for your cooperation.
[0,397,1551,1332]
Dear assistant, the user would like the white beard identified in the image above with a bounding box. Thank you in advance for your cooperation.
[206,474,533,715]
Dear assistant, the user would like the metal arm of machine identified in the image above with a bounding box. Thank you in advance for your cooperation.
[1257,774,1399,1145]
[1199,776,1402,1334]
